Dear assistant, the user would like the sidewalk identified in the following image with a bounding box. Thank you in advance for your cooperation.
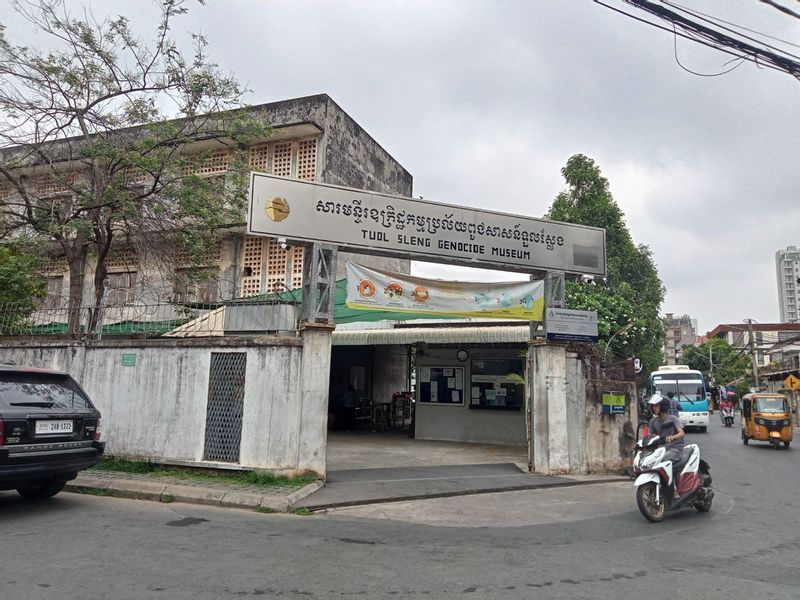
[66,464,627,513]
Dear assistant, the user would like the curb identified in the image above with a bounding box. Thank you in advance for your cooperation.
[65,476,325,513]
[299,476,631,512]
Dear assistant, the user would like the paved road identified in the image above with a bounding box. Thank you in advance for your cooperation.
[3,417,800,600]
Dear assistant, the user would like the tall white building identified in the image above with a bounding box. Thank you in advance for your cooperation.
[776,246,800,322]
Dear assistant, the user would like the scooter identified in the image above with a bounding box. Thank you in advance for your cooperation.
[632,434,713,522]
[720,406,735,427]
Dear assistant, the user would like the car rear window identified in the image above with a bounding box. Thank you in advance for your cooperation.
[0,372,94,411]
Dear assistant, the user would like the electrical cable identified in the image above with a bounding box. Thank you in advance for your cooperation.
[595,0,800,79]
[662,0,800,57]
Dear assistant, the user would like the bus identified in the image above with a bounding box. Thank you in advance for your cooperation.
[647,365,709,432]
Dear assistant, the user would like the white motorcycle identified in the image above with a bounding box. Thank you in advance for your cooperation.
[632,434,714,522]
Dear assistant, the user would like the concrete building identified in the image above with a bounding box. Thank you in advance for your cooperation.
[0,94,639,477]
[663,313,698,365]
[776,246,800,322]
[1,94,412,313]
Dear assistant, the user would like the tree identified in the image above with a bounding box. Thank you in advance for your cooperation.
[546,154,666,372]
[0,0,270,333]
[0,242,45,332]
[681,338,754,391]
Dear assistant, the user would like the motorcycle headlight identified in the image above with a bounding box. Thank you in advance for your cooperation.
[783,419,791,426]
[755,418,766,426]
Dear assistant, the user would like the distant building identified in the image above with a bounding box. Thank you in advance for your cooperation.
[664,313,698,365]
[776,246,800,322]
[707,323,800,367]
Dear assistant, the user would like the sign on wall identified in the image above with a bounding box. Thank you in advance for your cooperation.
[248,173,607,276]
[545,308,599,343]
[346,263,544,320]
[419,367,464,405]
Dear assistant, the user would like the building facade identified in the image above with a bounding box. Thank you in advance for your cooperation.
[663,313,698,365]
[776,246,800,323]
[1,94,412,320]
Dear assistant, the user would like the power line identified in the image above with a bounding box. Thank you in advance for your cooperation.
[594,0,800,80]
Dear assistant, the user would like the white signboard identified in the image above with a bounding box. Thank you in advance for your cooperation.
[545,308,599,343]
[248,173,607,276]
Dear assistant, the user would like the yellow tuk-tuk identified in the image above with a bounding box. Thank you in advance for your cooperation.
[741,393,793,450]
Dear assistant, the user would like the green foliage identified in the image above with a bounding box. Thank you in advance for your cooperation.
[681,338,754,389]
[0,243,45,306]
[546,155,666,372]
[0,243,46,333]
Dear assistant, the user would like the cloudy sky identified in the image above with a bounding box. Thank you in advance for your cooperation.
[4,0,799,333]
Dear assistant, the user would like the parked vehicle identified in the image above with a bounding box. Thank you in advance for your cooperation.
[632,434,713,522]
[720,406,735,427]
[0,365,105,499]
[741,393,792,450]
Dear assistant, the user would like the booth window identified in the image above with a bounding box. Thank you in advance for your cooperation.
[469,359,524,410]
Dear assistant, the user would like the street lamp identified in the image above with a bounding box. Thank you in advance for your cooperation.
[604,321,634,360]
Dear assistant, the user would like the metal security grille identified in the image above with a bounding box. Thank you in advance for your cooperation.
[203,352,247,463]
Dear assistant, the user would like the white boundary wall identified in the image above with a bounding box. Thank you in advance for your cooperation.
[0,331,332,477]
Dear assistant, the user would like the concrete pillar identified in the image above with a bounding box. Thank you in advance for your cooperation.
[531,342,571,474]
[297,323,334,478]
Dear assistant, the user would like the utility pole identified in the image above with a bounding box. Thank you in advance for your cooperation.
[708,343,714,386]
[744,319,760,390]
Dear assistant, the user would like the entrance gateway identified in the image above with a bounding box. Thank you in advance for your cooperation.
[248,173,607,475]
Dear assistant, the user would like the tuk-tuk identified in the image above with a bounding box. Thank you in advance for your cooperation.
[741,393,793,450]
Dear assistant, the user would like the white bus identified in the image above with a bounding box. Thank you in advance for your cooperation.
[647,365,709,432]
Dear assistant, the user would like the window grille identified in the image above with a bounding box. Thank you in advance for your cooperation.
[249,144,270,172]
[35,175,74,197]
[183,151,231,177]
[203,352,246,463]
[106,248,138,270]
[240,236,264,297]
[273,142,292,177]
[297,138,317,181]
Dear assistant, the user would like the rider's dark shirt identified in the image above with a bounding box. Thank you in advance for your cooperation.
[648,415,685,451]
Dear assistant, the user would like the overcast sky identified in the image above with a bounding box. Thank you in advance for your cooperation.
[4,0,799,333]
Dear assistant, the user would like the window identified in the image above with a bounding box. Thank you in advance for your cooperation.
[106,272,137,306]
[469,358,524,410]
[172,268,219,304]
[38,276,64,308]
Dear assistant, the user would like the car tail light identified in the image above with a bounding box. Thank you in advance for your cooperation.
[0,416,4,446]
[92,418,102,442]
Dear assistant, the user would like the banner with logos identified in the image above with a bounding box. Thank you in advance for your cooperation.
[345,263,544,321]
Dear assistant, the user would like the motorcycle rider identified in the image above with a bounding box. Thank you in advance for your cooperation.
[648,394,686,496]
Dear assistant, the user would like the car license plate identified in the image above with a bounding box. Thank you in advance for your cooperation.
[35,420,73,435]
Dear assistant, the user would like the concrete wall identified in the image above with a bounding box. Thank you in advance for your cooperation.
[371,345,409,405]
[0,334,332,477]
[531,343,637,475]
[415,347,527,446]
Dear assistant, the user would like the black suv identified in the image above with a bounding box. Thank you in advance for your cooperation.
[0,365,105,499]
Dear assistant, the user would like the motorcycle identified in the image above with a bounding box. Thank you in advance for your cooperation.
[720,406,735,427]
[632,434,714,522]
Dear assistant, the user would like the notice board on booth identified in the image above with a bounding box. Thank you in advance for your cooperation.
[418,367,464,405]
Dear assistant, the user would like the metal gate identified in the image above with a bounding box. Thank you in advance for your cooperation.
[203,352,247,462]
